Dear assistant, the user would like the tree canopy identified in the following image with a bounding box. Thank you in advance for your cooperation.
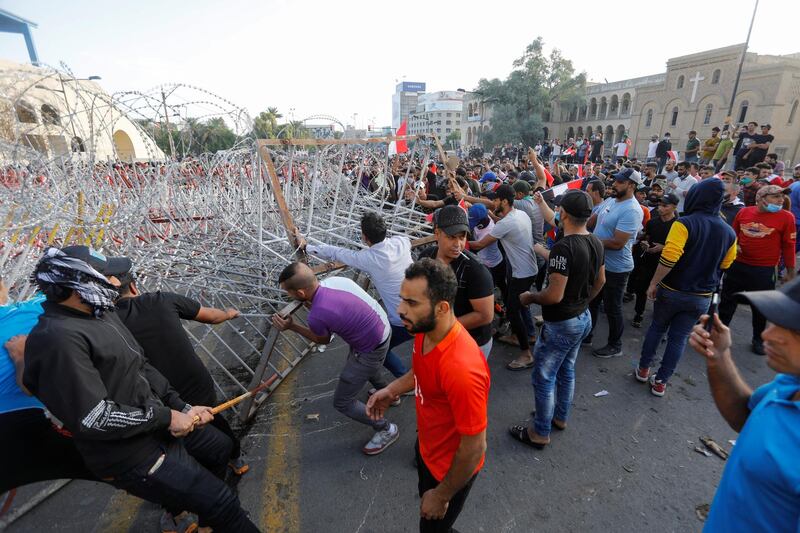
[474,37,586,147]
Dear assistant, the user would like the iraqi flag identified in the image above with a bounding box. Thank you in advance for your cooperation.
[667,150,678,161]
[541,178,585,204]
[388,120,409,156]
[624,137,632,157]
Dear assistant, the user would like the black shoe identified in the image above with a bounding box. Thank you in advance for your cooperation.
[581,335,593,345]
[751,339,766,356]
[592,345,622,358]
[632,315,643,328]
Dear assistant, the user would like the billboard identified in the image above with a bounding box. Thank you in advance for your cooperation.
[399,81,426,93]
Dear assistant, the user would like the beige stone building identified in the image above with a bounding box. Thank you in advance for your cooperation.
[471,44,800,165]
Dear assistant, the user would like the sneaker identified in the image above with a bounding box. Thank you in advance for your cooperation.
[592,345,622,358]
[631,315,643,328]
[622,292,634,303]
[635,367,650,383]
[368,387,401,406]
[649,375,666,397]
[160,511,198,533]
[228,456,249,476]
[362,423,400,455]
[751,339,766,356]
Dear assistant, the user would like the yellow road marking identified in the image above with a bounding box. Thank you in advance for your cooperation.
[261,370,301,532]
[94,489,143,532]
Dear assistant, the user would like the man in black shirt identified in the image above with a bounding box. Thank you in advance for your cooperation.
[23,246,259,533]
[655,133,672,173]
[509,190,605,449]
[631,193,679,327]
[589,134,604,163]
[114,272,248,475]
[419,205,495,357]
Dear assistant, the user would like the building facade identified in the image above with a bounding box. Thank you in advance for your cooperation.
[391,81,426,130]
[407,90,464,139]
[474,44,800,165]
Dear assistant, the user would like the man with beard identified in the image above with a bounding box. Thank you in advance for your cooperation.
[367,258,490,533]
[668,162,697,214]
[272,262,399,455]
[720,171,745,226]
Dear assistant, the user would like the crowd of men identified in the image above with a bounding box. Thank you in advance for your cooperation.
[1,129,799,531]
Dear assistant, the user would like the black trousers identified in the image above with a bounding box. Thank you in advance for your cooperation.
[588,271,630,349]
[719,261,776,342]
[0,408,96,493]
[416,441,477,533]
[505,275,536,350]
[186,387,241,460]
[109,438,259,533]
[489,260,508,304]
[633,260,659,317]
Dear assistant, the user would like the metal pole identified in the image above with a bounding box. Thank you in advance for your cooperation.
[724,0,759,130]
[161,89,176,158]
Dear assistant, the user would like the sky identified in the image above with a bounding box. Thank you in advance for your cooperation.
[1,0,798,130]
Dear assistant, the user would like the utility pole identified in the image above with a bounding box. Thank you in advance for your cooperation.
[724,0,759,131]
[161,89,176,158]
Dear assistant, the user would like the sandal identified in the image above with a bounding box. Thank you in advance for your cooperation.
[508,424,548,449]
[529,411,567,431]
[506,359,534,371]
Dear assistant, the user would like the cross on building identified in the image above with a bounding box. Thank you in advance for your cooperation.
[689,71,705,104]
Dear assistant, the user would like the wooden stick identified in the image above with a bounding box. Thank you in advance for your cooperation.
[193,374,279,422]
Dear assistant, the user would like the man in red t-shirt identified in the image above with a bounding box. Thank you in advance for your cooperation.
[719,185,797,354]
[367,258,490,532]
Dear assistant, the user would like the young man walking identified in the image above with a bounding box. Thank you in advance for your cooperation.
[367,258,490,533]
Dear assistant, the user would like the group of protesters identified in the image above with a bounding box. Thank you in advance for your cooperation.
[1,129,799,532]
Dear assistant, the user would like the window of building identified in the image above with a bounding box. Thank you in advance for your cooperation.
[711,69,721,84]
[703,104,713,125]
[446,113,451,117]
[455,113,461,118]
[677,75,685,89]
[41,104,60,125]
[645,109,653,127]
[455,121,460,126]
[737,100,749,123]
[15,101,37,123]
[446,120,451,125]
[446,128,451,133]
[789,100,798,124]
[670,107,679,127]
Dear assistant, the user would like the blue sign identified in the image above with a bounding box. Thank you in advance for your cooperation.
[400,81,426,93]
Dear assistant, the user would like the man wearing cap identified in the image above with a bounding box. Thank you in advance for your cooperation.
[636,179,737,396]
[688,278,800,531]
[22,246,259,532]
[468,203,506,300]
[470,184,539,369]
[719,184,797,355]
[630,193,680,328]
[420,205,495,357]
[700,127,721,165]
[510,190,605,449]
[585,168,643,358]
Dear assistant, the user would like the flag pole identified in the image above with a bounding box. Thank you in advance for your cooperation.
[724,0,759,131]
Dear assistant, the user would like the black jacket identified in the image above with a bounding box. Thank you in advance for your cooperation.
[655,139,672,158]
[24,302,187,477]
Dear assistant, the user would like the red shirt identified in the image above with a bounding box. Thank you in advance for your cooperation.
[413,321,490,481]
[733,207,797,268]
[640,204,651,229]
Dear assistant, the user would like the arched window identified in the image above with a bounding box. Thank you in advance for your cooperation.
[789,100,798,124]
[670,107,679,127]
[703,104,713,125]
[737,100,749,123]
[41,104,60,125]
[711,69,721,84]
[677,75,685,89]
[15,100,37,123]
[71,136,85,153]
[645,109,653,128]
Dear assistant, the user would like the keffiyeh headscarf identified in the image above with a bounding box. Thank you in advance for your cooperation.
[32,247,119,316]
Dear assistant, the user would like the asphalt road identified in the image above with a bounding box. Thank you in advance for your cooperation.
[5,301,774,533]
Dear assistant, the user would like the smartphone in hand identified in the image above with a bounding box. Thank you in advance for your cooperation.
[705,293,720,332]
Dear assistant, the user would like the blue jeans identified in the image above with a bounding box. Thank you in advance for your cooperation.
[385,324,412,377]
[531,310,592,437]
[638,287,710,383]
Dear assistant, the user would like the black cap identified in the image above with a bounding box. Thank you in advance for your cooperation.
[735,277,800,331]
[558,190,593,219]
[61,245,132,276]
[660,193,680,206]
[495,184,515,203]
[434,205,469,236]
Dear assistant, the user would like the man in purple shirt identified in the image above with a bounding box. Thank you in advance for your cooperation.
[272,262,400,455]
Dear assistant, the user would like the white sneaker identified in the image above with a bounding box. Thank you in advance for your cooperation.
[362,423,399,455]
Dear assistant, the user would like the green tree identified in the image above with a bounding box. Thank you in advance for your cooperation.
[252,107,282,139]
[475,37,586,147]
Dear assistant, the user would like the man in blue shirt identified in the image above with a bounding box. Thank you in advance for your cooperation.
[689,277,800,532]
[788,164,800,254]
[586,168,644,357]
